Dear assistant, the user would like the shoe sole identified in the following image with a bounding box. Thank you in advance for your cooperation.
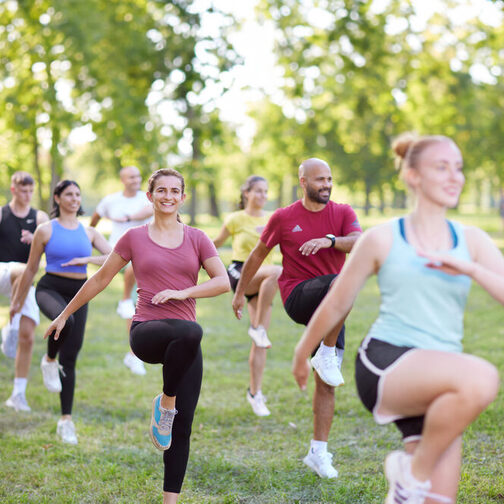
[302,455,338,479]
[311,359,345,387]
[149,395,172,451]
[5,400,31,412]
[248,332,272,349]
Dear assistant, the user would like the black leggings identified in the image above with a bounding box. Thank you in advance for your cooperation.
[36,273,88,416]
[130,319,203,494]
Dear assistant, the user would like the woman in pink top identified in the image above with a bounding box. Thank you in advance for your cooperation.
[44,169,230,504]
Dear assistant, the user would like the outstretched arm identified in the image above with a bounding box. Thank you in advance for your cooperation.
[298,231,361,256]
[60,228,112,267]
[44,252,127,340]
[232,240,271,319]
[213,225,231,248]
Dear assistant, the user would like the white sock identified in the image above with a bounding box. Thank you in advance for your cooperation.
[319,342,336,358]
[13,377,28,396]
[310,439,328,454]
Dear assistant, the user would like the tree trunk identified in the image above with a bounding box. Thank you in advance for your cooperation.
[364,179,371,216]
[208,181,219,218]
[189,184,197,225]
[32,126,47,210]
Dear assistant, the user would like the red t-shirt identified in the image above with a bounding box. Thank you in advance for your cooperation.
[114,224,218,322]
[260,200,361,303]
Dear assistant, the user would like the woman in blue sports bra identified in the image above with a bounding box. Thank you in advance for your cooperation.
[11,180,111,445]
[292,133,504,504]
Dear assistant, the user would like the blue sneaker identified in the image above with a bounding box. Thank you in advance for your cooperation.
[150,394,177,451]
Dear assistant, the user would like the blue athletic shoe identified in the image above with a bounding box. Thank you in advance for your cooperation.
[150,394,177,451]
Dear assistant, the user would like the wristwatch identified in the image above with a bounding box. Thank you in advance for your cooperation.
[325,234,336,248]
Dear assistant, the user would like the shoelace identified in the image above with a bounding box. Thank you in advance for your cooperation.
[158,408,177,433]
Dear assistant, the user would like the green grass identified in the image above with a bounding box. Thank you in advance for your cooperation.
[0,214,503,503]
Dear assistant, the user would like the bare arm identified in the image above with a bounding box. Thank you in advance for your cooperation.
[89,211,101,228]
[151,256,230,304]
[112,204,154,223]
[44,252,127,340]
[213,225,231,248]
[61,228,113,267]
[232,240,271,319]
[298,231,361,256]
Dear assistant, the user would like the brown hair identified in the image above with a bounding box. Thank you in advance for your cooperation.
[11,171,34,186]
[51,180,84,218]
[147,168,185,222]
[238,175,267,210]
[392,133,457,173]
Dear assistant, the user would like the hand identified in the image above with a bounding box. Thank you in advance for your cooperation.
[232,292,245,320]
[417,250,475,277]
[292,351,311,390]
[61,257,88,267]
[44,315,68,340]
[299,237,331,256]
[151,289,188,304]
[20,229,34,244]
[9,302,21,322]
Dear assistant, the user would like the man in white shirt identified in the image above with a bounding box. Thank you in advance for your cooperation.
[90,166,152,375]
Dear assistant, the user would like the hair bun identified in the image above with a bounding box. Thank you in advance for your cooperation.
[392,132,418,160]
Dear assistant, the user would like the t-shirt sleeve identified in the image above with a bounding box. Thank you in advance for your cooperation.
[223,212,237,235]
[341,206,362,235]
[198,230,219,264]
[113,228,133,262]
[260,209,282,249]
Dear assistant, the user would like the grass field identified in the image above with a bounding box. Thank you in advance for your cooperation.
[0,213,503,503]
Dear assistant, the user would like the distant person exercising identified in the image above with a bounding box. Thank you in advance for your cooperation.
[233,158,361,478]
[294,134,502,504]
[44,169,229,503]
[0,171,48,412]
[90,165,153,375]
[11,180,111,444]
[214,175,282,417]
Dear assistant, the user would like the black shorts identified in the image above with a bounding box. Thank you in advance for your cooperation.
[227,261,257,302]
[355,337,424,442]
[284,274,345,350]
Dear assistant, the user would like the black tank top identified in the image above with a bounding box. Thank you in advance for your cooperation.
[0,204,37,263]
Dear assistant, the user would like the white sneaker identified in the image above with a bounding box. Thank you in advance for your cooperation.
[248,325,272,348]
[40,355,63,393]
[57,418,78,445]
[117,299,135,319]
[123,352,146,375]
[385,451,452,504]
[1,323,18,359]
[311,346,344,387]
[303,449,339,479]
[246,389,271,416]
[5,393,31,412]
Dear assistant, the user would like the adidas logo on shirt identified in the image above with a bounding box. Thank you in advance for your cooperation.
[291,225,303,232]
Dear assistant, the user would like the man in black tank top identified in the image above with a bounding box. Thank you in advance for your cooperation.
[0,171,49,412]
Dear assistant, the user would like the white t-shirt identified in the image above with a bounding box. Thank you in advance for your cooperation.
[96,191,152,246]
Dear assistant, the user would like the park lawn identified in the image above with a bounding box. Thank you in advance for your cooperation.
[0,219,503,503]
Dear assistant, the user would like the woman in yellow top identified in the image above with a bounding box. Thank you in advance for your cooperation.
[214,175,282,417]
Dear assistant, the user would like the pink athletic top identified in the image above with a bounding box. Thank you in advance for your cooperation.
[114,224,218,322]
[260,200,361,303]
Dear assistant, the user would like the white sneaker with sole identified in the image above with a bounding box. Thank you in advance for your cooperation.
[117,299,135,319]
[311,345,344,387]
[5,393,31,412]
[40,355,63,393]
[303,449,338,478]
[123,352,146,375]
[246,389,271,416]
[1,323,18,359]
[57,418,78,445]
[385,450,452,504]
[248,325,272,348]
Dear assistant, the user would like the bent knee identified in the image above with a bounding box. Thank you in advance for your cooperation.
[463,361,500,409]
[185,323,203,347]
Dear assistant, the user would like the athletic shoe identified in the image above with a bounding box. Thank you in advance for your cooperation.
[123,352,146,376]
[303,449,339,479]
[385,450,452,504]
[40,355,63,393]
[246,389,271,417]
[116,299,135,319]
[1,323,18,359]
[150,394,177,451]
[311,346,344,387]
[248,325,272,348]
[57,418,78,445]
[5,393,31,412]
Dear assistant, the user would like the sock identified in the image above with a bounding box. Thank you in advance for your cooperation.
[13,377,28,396]
[319,342,336,358]
[310,439,328,454]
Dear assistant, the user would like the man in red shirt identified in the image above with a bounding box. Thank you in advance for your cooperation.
[232,158,361,478]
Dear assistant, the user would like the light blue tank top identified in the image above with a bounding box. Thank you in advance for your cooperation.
[45,220,92,274]
[367,218,472,353]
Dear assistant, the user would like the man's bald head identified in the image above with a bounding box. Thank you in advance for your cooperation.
[120,165,140,181]
[298,158,330,179]
[120,165,142,195]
